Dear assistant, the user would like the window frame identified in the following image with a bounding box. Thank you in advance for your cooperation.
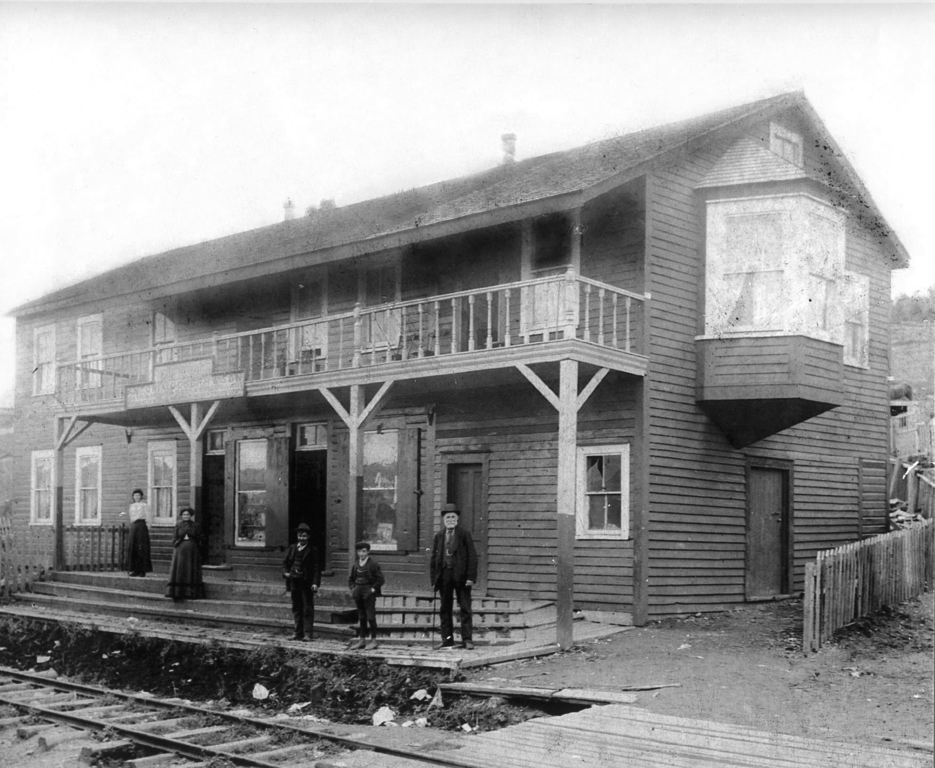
[30,449,55,526]
[32,324,56,396]
[297,423,328,451]
[148,440,178,525]
[76,313,103,389]
[769,123,804,168]
[842,271,870,368]
[74,445,102,526]
[576,443,630,540]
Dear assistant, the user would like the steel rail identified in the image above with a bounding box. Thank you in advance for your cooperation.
[0,665,474,768]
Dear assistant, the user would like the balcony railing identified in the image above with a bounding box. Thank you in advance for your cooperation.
[54,271,646,406]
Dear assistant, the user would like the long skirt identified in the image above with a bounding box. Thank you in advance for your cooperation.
[126,520,153,576]
[165,539,205,599]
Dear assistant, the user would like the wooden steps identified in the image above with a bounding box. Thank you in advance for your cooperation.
[17,571,555,645]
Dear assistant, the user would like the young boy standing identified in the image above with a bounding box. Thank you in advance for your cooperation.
[348,541,385,650]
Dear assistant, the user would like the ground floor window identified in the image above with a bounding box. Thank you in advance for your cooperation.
[236,438,269,546]
[148,441,177,523]
[576,443,630,539]
[30,450,54,525]
[74,446,102,525]
[362,429,399,550]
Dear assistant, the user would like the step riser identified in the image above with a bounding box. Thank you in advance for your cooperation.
[20,595,532,642]
[33,585,531,629]
[50,572,530,610]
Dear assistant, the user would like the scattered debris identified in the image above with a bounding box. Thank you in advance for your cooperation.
[429,689,444,708]
[252,683,270,700]
[372,706,395,726]
[410,689,431,701]
[888,498,926,529]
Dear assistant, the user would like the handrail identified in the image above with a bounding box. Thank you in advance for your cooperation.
[56,273,645,370]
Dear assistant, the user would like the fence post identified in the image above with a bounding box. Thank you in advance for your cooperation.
[803,561,816,653]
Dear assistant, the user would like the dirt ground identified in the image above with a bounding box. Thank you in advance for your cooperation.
[473,593,935,752]
[0,593,932,766]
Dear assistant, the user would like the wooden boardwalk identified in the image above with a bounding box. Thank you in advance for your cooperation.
[320,704,932,768]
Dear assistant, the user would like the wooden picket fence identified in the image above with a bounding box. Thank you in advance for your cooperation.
[803,518,934,653]
[62,525,128,572]
[0,513,54,600]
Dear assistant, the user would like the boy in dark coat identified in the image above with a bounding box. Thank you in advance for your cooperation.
[429,503,478,650]
[348,541,385,650]
[282,523,322,641]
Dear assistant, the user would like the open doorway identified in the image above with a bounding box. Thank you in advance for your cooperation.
[443,458,489,593]
[202,431,227,566]
[291,423,328,557]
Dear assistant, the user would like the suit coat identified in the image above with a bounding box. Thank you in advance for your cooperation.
[282,543,322,592]
[430,524,478,589]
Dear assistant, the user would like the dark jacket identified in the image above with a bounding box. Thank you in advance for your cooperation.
[282,543,322,592]
[173,520,201,548]
[348,557,385,596]
[430,525,478,588]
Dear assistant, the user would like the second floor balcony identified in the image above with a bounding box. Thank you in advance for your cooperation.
[53,271,648,413]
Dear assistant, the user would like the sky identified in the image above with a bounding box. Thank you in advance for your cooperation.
[1,2,933,402]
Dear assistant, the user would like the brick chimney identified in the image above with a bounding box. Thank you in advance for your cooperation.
[501,133,517,165]
[283,198,296,221]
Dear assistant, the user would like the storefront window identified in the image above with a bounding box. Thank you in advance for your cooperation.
[236,439,268,546]
[362,429,398,550]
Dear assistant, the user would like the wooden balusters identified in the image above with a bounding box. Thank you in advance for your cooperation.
[597,288,605,346]
[486,292,493,349]
[504,289,512,347]
[434,301,441,356]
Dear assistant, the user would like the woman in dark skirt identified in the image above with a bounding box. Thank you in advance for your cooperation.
[122,489,153,577]
[165,507,205,600]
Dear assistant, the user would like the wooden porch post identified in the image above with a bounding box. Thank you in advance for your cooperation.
[556,358,578,649]
[348,385,362,552]
[320,382,394,554]
[53,416,91,571]
[169,401,221,511]
[517,361,608,650]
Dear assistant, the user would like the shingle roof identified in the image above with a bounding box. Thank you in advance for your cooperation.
[10,91,908,317]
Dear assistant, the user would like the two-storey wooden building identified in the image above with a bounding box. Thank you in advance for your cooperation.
[9,92,908,638]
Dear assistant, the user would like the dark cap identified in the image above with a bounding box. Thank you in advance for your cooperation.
[440,503,460,516]
[355,541,371,551]
[296,523,311,534]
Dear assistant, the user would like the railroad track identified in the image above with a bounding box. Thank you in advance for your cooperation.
[0,666,464,767]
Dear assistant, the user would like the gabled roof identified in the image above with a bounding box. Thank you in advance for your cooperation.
[11,90,909,318]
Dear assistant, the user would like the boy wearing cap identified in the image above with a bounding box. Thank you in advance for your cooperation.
[282,523,322,641]
[430,503,478,650]
[348,541,385,650]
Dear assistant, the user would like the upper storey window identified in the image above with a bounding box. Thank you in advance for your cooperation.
[33,325,56,395]
[769,123,803,168]
[705,194,846,344]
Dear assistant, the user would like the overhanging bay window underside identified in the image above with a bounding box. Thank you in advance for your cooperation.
[696,335,844,448]
[51,273,647,417]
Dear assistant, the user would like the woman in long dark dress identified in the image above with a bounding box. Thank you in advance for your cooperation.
[165,507,205,600]
[122,489,153,577]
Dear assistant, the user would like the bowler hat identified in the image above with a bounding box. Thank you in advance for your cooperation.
[440,503,460,516]
[295,523,311,534]
[355,541,371,551]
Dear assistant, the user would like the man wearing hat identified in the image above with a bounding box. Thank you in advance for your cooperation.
[282,523,322,641]
[430,503,478,649]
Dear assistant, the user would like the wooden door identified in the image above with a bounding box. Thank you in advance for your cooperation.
[203,454,226,565]
[448,463,487,592]
[746,465,790,599]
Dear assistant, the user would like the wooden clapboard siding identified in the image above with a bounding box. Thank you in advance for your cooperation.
[644,111,892,617]
[432,374,638,609]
